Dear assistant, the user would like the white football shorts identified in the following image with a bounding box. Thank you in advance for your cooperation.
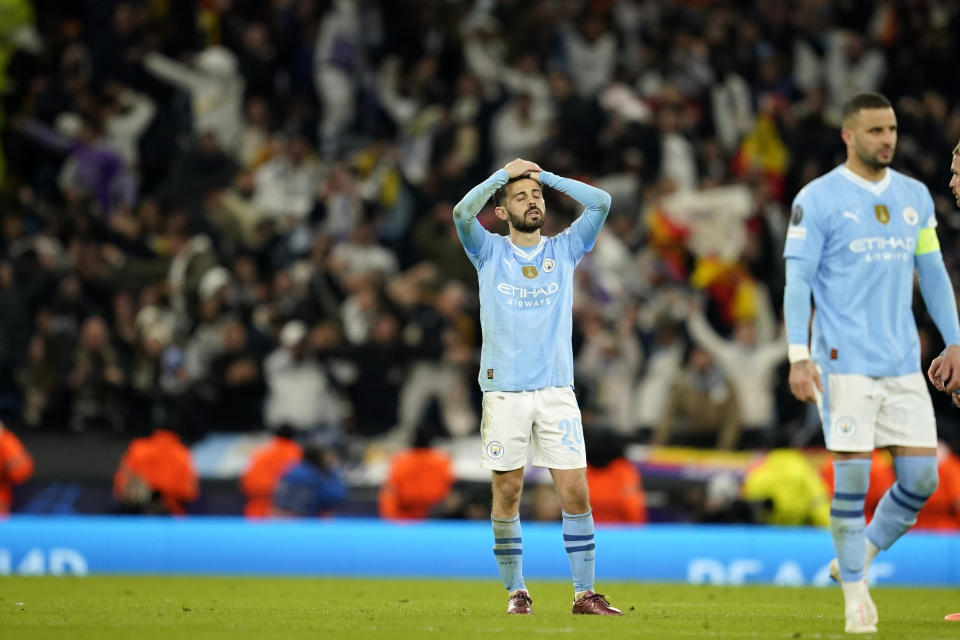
[479,386,587,471]
[815,370,937,452]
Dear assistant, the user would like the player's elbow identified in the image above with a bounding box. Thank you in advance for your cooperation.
[595,190,612,213]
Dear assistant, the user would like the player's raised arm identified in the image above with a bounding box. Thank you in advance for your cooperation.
[452,158,542,254]
[539,172,612,252]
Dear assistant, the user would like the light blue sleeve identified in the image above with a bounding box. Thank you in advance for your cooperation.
[784,257,816,349]
[916,251,960,347]
[782,187,825,350]
[452,169,509,257]
[540,171,611,254]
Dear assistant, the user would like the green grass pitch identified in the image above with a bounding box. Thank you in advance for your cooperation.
[1,576,958,639]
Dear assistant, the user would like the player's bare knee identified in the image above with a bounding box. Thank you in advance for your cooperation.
[492,476,523,510]
[558,487,590,515]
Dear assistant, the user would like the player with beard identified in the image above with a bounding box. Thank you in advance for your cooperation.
[452,158,621,616]
[783,92,960,633]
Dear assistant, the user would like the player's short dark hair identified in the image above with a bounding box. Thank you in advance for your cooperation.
[841,92,893,125]
[493,174,541,207]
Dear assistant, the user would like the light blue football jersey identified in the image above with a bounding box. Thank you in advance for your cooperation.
[453,169,611,391]
[783,165,937,376]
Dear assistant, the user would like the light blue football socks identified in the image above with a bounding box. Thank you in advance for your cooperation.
[866,456,938,551]
[562,509,596,594]
[831,459,871,582]
[492,513,525,592]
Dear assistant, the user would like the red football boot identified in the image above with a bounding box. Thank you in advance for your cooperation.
[507,589,532,614]
[572,591,622,615]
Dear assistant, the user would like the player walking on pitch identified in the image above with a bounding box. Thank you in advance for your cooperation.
[784,92,960,634]
[452,158,621,616]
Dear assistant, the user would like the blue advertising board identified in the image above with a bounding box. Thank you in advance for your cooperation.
[1,516,958,586]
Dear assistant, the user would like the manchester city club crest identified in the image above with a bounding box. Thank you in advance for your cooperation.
[874,204,890,225]
[902,206,919,226]
[835,416,856,436]
[522,265,538,279]
[486,440,504,459]
[543,258,555,272]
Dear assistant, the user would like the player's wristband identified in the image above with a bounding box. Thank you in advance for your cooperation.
[788,344,811,364]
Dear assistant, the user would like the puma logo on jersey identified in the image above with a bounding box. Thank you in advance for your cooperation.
[843,210,860,223]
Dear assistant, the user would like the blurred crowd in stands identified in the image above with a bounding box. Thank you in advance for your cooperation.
[2,0,960,523]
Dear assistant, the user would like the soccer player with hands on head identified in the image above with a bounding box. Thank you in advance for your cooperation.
[784,92,960,634]
[452,157,621,616]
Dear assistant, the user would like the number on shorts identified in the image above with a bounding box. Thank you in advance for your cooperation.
[559,418,583,446]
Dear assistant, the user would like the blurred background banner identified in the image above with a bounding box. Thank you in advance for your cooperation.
[2,517,958,586]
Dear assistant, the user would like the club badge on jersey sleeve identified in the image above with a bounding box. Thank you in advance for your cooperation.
[787,204,806,240]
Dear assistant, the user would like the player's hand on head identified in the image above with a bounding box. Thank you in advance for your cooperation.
[935,345,960,394]
[503,158,542,179]
[788,360,822,403]
[928,354,946,391]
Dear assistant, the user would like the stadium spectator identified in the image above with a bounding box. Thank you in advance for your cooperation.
[271,442,347,517]
[14,110,136,214]
[686,293,786,447]
[489,92,550,172]
[633,315,686,436]
[559,11,617,99]
[113,417,198,515]
[741,449,830,527]
[68,316,126,432]
[585,429,646,524]
[312,0,365,160]
[0,420,33,514]
[575,308,643,437]
[378,425,454,520]
[101,84,156,171]
[240,425,302,519]
[143,45,244,156]
[263,320,343,437]
[653,346,741,450]
[205,320,265,432]
[251,131,322,225]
